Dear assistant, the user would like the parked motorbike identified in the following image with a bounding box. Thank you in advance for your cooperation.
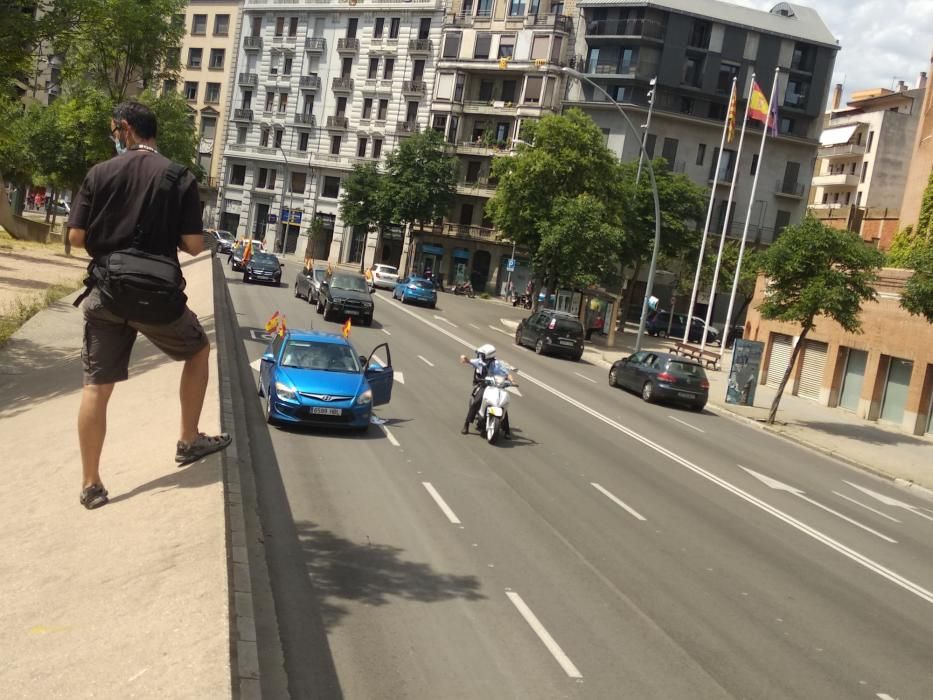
[473,374,516,444]
[453,281,475,298]
[512,294,532,309]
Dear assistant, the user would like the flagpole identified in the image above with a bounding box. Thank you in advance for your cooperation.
[720,66,781,360]
[700,73,755,352]
[683,77,736,344]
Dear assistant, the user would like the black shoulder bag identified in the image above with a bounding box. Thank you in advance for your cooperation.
[75,163,189,324]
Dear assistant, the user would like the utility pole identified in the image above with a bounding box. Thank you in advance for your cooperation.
[634,77,657,191]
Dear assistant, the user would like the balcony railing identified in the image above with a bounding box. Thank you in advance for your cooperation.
[238,72,258,86]
[299,75,321,90]
[526,14,573,33]
[396,120,420,134]
[294,113,316,126]
[812,172,860,188]
[402,80,427,95]
[586,60,658,81]
[243,36,263,50]
[305,37,326,53]
[775,180,806,198]
[337,37,359,53]
[332,76,354,92]
[439,223,499,240]
[326,115,349,129]
[818,143,866,158]
[233,108,254,121]
[585,18,666,40]
[408,39,433,53]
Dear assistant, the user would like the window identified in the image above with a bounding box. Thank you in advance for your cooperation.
[378,99,388,120]
[501,80,516,103]
[270,53,280,75]
[357,137,368,157]
[477,0,492,16]
[508,0,526,16]
[209,49,225,70]
[432,114,447,133]
[214,14,229,36]
[498,36,515,59]
[688,19,711,49]
[302,94,314,115]
[523,76,542,103]
[412,59,425,81]
[779,117,795,135]
[474,33,492,59]
[368,57,380,79]
[785,78,809,107]
[336,96,347,116]
[384,58,394,79]
[283,57,292,75]
[341,57,352,78]
[709,147,736,180]
[372,138,383,158]
[230,165,246,185]
[241,90,252,109]
[362,98,373,119]
[275,17,285,37]
[856,191,862,206]
[299,132,309,151]
[187,48,202,69]
[774,210,791,239]
[236,127,247,145]
[389,17,400,38]
[191,14,207,35]
[184,81,198,101]
[531,35,549,60]
[750,153,758,175]
[166,48,181,69]
[866,131,874,152]
[278,92,288,113]
[645,133,657,158]
[288,17,298,37]
[260,126,270,146]
[347,17,358,38]
[682,55,703,87]
[845,191,851,205]
[205,82,221,103]
[257,168,277,189]
[466,161,481,183]
[717,62,739,94]
[443,32,461,59]
[265,91,274,111]
[661,137,678,168]
[374,18,385,38]
[708,102,727,120]
[200,116,217,140]
[274,129,283,148]
[290,171,306,194]
[479,80,493,101]
[679,97,695,115]
[406,101,419,122]
[322,176,341,198]
[791,43,814,72]
[822,192,828,204]
[163,79,176,96]
[330,135,342,154]
[861,161,868,183]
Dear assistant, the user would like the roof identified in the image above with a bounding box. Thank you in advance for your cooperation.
[286,330,350,345]
[820,124,858,146]
[575,0,839,49]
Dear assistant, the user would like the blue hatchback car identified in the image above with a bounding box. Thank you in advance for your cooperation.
[258,329,394,429]
[392,277,437,307]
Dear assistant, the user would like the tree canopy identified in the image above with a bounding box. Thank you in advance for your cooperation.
[382,129,457,227]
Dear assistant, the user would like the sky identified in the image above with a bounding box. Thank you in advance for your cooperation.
[732,0,933,100]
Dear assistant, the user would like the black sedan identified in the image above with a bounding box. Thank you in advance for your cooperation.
[243,252,282,286]
[608,351,709,411]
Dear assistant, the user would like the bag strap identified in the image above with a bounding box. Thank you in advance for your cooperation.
[132,162,188,251]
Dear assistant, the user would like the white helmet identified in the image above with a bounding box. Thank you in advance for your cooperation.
[476,343,496,360]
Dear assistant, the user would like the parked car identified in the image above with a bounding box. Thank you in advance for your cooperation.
[212,229,235,254]
[646,310,720,345]
[514,309,584,361]
[294,262,329,304]
[392,276,437,307]
[317,270,375,325]
[370,264,400,290]
[52,200,71,216]
[243,252,282,285]
[608,351,709,411]
[258,329,394,429]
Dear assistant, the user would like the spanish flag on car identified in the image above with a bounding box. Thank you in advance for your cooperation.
[342,317,351,338]
[278,316,287,338]
[243,238,253,264]
[264,311,280,333]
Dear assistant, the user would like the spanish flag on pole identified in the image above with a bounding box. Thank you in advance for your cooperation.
[748,80,775,132]
[264,311,280,333]
[342,317,351,338]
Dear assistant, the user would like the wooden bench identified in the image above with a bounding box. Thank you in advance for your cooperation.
[671,342,721,371]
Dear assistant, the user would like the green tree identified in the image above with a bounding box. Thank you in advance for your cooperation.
[899,244,933,322]
[0,97,36,211]
[918,168,933,237]
[0,3,41,98]
[756,217,884,423]
[137,89,200,175]
[339,161,392,271]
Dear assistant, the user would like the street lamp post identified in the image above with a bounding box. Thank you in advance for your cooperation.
[561,67,662,353]
[634,77,657,191]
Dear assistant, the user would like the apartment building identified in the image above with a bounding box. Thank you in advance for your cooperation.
[216,0,446,263]
[566,0,838,246]
[411,0,575,292]
[899,56,933,233]
[172,0,243,225]
[12,3,62,108]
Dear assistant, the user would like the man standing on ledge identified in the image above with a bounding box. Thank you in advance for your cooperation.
[68,102,230,510]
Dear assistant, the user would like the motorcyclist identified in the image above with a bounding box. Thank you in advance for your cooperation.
[459,343,516,437]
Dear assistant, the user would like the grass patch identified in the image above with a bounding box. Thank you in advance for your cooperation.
[479,292,491,299]
[0,225,69,255]
[0,279,84,347]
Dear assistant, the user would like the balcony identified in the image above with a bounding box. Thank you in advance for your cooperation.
[396,120,420,134]
[457,176,497,197]
[326,115,349,130]
[408,39,433,54]
[299,75,321,91]
[812,172,860,188]
[818,143,866,159]
[337,37,359,54]
[774,180,805,199]
[462,100,518,115]
[233,108,254,121]
[332,76,354,92]
[305,37,326,54]
[585,60,658,82]
[294,113,316,126]
[238,72,258,87]
[438,223,500,241]
[243,36,263,51]
[585,18,666,41]
[525,14,573,34]
[402,80,427,95]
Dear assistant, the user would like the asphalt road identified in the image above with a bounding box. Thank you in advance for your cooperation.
[221,260,933,700]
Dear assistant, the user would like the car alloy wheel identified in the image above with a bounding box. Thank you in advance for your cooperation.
[307,290,315,305]
[535,338,545,355]
[608,367,618,387]
[642,381,654,403]
[294,283,300,298]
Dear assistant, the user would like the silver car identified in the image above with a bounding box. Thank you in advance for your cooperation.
[370,264,399,290]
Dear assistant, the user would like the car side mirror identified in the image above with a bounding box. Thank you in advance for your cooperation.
[369,287,375,294]
[262,351,275,363]
[320,280,329,287]
[621,357,630,363]
[359,355,367,366]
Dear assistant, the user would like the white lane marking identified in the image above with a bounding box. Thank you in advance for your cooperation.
[741,467,897,544]
[506,591,583,679]
[433,314,459,328]
[468,323,481,330]
[376,291,933,604]
[488,324,512,337]
[249,358,261,372]
[574,372,597,384]
[845,481,933,523]
[422,482,461,524]
[591,483,646,521]
[668,415,705,433]
[832,492,901,523]
[380,425,400,447]
[381,328,392,336]
[417,355,435,367]
[877,694,897,700]
[506,386,523,398]
[395,371,405,385]
[372,355,386,366]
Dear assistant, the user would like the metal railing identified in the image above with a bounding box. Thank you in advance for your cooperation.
[326,115,349,129]
[238,72,258,86]
[396,121,420,134]
[526,14,573,33]
[332,76,354,91]
[233,108,254,121]
[337,37,359,52]
[402,80,426,94]
[585,18,666,39]
[294,113,316,126]
[818,143,866,158]
[299,75,321,90]
[305,37,326,52]
[439,223,499,240]
[243,36,262,50]
[408,39,433,52]
[775,180,805,197]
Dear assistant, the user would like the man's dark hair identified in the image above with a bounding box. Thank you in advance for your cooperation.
[112,101,158,139]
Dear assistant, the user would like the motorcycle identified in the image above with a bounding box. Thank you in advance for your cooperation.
[453,281,475,298]
[474,374,516,444]
[512,294,532,309]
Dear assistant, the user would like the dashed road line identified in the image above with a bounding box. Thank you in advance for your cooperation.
[573,372,597,384]
[468,323,481,330]
[417,355,435,367]
[506,591,583,679]
[833,491,901,523]
[422,482,461,524]
[488,325,512,338]
[591,483,646,521]
[668,415,705,433]
[380,425,401,447]
[433,315,459,328]
[381,328,391,336]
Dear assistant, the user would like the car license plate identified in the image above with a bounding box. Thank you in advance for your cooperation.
[311,407,342,416]
[677,392,694,399]
[559,340,575,346]
[345,309,359,315]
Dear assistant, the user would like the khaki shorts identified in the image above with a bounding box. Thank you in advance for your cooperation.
[82,288,208,385]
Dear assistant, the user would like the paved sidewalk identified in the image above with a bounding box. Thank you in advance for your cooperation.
[577,327,933,492]
[0,255,231,698]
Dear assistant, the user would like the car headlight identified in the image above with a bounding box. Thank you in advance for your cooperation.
[356,389,373,405]
[274,381,298,401]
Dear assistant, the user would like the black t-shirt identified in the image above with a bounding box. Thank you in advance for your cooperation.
[68,148,203,261]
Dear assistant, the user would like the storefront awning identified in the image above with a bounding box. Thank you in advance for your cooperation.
[820,124,858,147]
[421,244,444,256]
[453,248,470,260]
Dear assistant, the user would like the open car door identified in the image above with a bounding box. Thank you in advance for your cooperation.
[364,343,394,406]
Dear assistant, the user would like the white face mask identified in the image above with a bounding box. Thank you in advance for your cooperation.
[111,136,127,155]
